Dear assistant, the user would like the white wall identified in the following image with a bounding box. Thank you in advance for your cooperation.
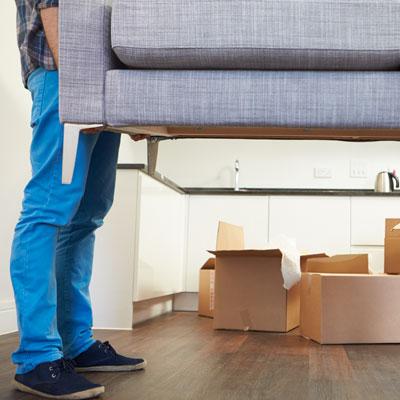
[119,137,400,190]
[0,2,32,334]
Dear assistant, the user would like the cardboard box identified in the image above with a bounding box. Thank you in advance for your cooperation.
[198,258,215,318]
[210,221,325,332]
[300,254,400,344]
[305,254,369,274]
[384,218,400,274]
[198,222,245,318]
[300,253,329,272]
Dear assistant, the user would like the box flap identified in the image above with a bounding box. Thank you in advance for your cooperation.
[309,272,372,277]
[200,258,215,270]
[208,249,283,258]
[300,273,322,343]
[299,253,328,272]
[208,248,325,261]
[385,236,400,274]
[216,221,245,250]
[386,218,400,238]
[305,254,369,274]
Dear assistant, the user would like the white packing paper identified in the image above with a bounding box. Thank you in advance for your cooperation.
[269,234,301,290]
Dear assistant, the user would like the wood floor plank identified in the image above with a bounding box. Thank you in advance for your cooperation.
[345,345,400,400]
[2,313,400,399]
[309,345,354,381]
[250,334,310,400]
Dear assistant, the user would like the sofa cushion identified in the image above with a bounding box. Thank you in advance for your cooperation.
[105,70,400,128]
[111,0,400,71]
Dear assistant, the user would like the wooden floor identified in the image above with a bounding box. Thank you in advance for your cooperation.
[2,312,400,399]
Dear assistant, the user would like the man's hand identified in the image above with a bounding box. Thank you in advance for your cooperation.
[83,130,149,141]
[129,134,150,141]
[81,127,149,142]
[81,127,104,134]
[40,7,59,68]
[40,7,149,144]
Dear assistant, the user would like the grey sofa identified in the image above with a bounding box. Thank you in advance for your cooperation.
[59,0,400,184]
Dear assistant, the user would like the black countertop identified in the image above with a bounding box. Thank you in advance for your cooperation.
[117,164,400,197]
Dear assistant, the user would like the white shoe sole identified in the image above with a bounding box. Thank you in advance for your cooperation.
[12,379,105,399]
[75,359,147,372]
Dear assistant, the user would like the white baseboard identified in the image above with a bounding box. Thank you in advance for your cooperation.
[92,327,134,330]
[1,293,200,334]
[0,293,199,334]
[173,292,199,312]
[132,295,173,326]
[0,308,18,335]
[0,299,16,311]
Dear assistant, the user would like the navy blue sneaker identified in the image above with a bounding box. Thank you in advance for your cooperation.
[73,340,146,372]
[12,357,105,399]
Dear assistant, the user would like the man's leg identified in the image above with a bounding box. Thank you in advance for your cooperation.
[9,67,100,374]
[55,131,121,359]
[55,132,146,373]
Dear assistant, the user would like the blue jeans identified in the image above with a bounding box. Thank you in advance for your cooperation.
[9,67,121,374]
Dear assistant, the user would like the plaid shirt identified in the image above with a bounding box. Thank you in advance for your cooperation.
[15,0,59,88]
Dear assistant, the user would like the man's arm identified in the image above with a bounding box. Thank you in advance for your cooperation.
[40,2,146,141]
[40,6,59,68]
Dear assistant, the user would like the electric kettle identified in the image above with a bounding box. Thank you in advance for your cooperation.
[374,171,400,193]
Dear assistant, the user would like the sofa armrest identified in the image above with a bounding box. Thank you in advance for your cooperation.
[59,0,121,125]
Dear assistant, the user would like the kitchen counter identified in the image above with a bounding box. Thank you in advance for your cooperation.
[117,164,400,196]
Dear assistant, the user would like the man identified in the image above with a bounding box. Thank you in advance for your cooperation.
[11,1,146,398]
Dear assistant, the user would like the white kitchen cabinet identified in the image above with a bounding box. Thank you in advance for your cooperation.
[94,167,400,328]
[185,195,269,292]
[133,172,186,301]
[91,170,139,329]
[92,169,186,327]
[269,196,351,254]
[351,197,400,246]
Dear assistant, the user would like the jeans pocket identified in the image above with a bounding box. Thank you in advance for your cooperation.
[28,69,46,128]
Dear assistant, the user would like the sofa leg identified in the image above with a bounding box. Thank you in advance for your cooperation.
[147,137,159,176]
[62,123,103,184]
[62,124,80,184]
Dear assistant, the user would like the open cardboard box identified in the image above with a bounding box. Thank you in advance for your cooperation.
[384,218,400,274]
[207,221,325,332]
[198,258,215,318]
[301,254,400,344]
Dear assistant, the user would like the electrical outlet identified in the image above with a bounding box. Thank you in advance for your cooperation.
[350,160,368,178]
[314,167,333,178]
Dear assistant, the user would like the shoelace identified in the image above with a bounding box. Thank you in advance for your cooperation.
[98,340,116,355]
[48,358,76,378]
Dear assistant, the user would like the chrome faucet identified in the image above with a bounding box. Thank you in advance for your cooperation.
[234,160,240,191]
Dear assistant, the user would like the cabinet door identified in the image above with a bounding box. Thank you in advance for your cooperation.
[185,195,269,292]
[91,170,139,329]
[269,196,351,255]
[351,197,400,246]
[134,173,186,301]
